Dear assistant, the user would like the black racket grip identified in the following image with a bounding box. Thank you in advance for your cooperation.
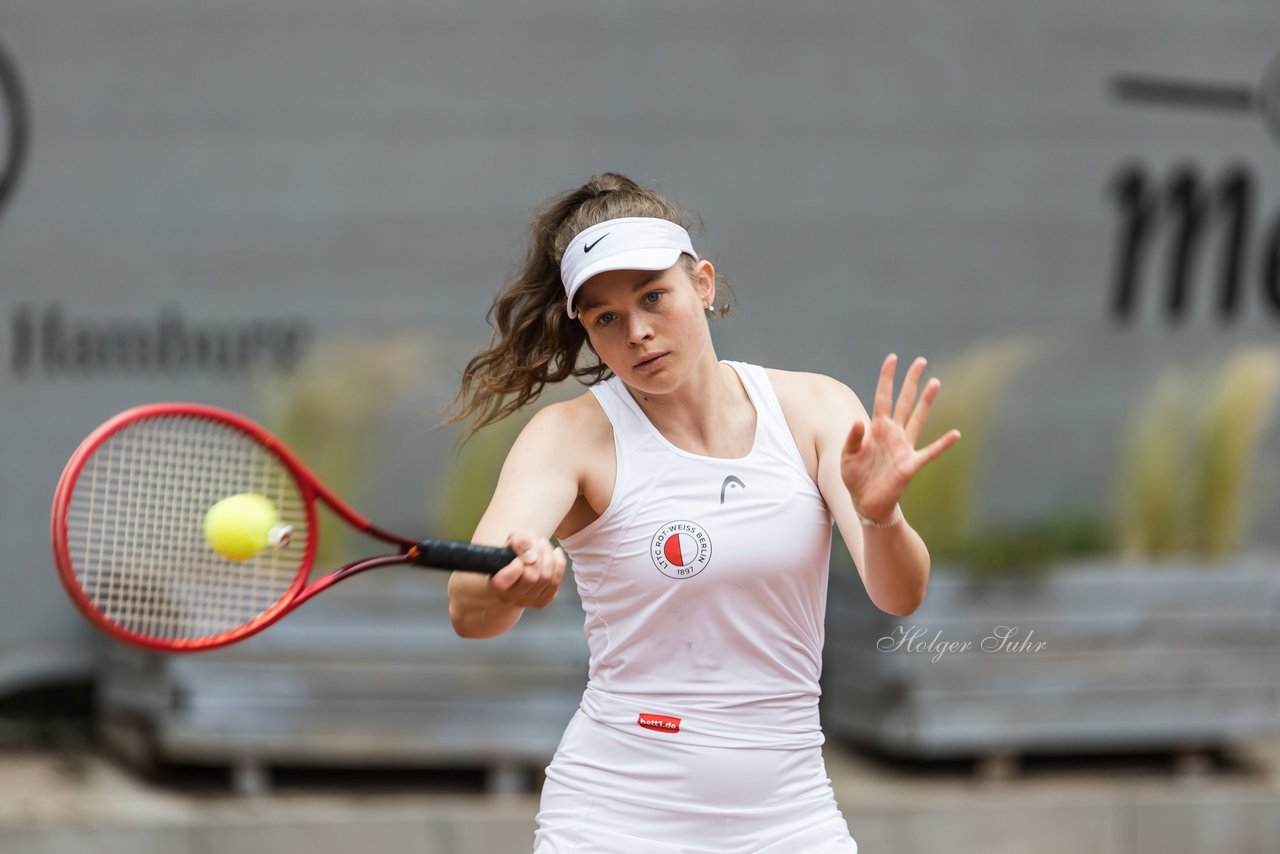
[413,538,516,575]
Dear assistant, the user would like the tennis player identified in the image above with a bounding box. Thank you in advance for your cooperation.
[447,173,960,853]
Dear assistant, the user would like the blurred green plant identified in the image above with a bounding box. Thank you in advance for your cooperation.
[435,410,533,543]
[900,334,1044,565]
[946,509,1117,578]
[1115,369,1195,558]
[1190,347,1280,558]
[256,336,432,566]
[1115,345,1280,563]
[894,333,1121,577]
[433,381,582,544]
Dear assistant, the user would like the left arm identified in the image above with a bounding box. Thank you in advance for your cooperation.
[794,356,960,617]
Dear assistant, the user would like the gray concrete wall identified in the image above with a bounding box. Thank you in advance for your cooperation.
[1,0,1278,689]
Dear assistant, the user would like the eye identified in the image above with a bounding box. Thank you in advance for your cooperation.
[643,290,663,305]
[596,312,616,327]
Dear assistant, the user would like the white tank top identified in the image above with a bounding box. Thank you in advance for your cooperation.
[558,361,834,750]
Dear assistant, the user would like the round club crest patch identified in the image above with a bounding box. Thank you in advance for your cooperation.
[650,520,712,580]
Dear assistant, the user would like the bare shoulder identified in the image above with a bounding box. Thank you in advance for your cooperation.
[525,389,616,535]
[558,388,613,443]
[763,368,866,422]
[519,389,610,447]
[760,368,864,477]
[504,389,609,486]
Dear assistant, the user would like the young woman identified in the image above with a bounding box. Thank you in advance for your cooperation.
[446,173,960,853]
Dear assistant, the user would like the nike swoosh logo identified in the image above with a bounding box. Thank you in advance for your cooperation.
[720,475,745,504]
[584,233,609,253]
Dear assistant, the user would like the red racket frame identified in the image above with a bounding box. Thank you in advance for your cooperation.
[51,402,510,652]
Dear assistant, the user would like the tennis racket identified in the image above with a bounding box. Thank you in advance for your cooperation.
[50,403,516,653]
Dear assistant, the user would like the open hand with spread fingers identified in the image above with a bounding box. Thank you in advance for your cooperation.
[841,354,962,525]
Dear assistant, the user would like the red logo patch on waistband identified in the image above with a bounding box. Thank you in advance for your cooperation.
[637,713,681,733]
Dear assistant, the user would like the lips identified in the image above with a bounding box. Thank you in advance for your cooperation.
[634,352,668,372]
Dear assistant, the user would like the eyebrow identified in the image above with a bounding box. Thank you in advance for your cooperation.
[576,274,661,314]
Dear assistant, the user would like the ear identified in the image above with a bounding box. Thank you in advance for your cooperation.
[693,259,716,309]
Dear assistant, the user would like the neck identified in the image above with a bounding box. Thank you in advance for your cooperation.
[623,351,755,457]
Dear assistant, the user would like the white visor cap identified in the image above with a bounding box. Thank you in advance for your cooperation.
[561,217,699,318]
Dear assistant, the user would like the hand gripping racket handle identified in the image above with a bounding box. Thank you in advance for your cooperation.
[414,539,516,575]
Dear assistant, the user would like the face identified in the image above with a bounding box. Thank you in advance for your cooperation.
[574,258,716,393]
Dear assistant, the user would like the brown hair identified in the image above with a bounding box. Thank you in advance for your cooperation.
[443,172,733,440]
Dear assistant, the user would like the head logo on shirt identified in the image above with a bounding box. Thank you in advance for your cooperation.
[719,475,745,504]
[650,520,712,580]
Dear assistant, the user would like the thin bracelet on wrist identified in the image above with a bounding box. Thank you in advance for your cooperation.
[856,503,903,528]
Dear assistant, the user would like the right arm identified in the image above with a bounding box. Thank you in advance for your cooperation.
[447,401,587,638]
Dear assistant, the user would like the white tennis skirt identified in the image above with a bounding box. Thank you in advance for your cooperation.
[533,710,858,854]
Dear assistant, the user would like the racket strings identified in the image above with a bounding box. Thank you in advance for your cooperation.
[63,415,308,643]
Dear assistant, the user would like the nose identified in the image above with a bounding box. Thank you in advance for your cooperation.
[626,312,653,345]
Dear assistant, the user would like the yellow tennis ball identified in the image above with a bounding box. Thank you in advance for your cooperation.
[203,493,280,561]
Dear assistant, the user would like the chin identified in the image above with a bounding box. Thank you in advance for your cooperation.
[626,367,687,397]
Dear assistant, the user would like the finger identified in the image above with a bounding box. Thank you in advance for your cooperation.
[904,377,942,445]
[893,357,927,426]
[915,429,962,468]
[524,535,556,576]
[843,418,866,456]
[532,547,568,608]
[492,533,542,594]
[872,353,897,420]
[506,531,538,560]
[532,544,567,607]
[490,557,530,593]
[514,538,549,588]
[501,562,546,604]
